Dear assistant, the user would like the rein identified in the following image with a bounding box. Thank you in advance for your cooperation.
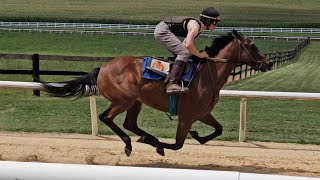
[187,35,263,107]
[206,38,259,64]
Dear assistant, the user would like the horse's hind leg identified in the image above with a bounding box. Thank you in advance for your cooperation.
[123,101,165,155]
[99,104,133,156]
[189,113,223,144]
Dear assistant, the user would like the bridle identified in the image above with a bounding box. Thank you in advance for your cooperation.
[200,35,266,103]
[206,36,266,70]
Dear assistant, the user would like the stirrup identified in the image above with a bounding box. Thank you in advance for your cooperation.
[166,81,189,94]
[166,88,181,94]
[180,80,189,93]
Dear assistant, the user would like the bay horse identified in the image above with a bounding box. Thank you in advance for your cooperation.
[40,30,272,156]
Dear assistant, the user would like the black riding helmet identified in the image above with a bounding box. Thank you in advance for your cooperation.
[199,7,220,28]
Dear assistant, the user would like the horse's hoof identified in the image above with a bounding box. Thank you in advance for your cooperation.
[156,148,165,156]
[137,136,145,143]
[189,131,199,137]
[124,147,132,157]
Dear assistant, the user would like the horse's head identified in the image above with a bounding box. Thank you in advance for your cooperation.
[230,29,273,72]
[205,30,273,72]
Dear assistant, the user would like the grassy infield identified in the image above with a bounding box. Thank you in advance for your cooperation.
[1,0,320,27]
[0,0,319,144]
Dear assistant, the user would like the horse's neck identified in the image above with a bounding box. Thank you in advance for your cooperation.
[210,41,240,91]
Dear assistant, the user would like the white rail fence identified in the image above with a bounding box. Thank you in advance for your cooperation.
[1,27,318,41]
[1,21,320,34]
[1,81,320,180]
[1,161,319,180]
[1,80,320,142]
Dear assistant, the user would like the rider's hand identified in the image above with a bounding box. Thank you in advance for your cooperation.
[197,51,209,58]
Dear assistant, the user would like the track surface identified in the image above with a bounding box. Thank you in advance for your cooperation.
[0,131,319,178]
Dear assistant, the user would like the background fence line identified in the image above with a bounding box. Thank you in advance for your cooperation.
[1,21,320,34]
[1,27,319,41]
[0,39,310,95]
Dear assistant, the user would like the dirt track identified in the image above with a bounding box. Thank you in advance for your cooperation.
[0,131,319,178]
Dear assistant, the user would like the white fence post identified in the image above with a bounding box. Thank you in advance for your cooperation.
[239,98,247,142]
[2,81,320,139]
[89,96,98,136]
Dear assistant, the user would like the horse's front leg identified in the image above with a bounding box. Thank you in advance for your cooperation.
[154,117,193,153]
[123,101,165,155]
[189,113,223,144]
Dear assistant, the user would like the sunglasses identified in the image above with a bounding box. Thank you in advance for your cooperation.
[212,19,220,25]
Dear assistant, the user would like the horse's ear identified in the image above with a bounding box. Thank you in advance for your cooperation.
[232,29,239,39]
[232,29,237,35]
[232,29,244,41]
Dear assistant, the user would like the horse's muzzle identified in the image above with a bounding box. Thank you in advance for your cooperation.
[255,59,273,72]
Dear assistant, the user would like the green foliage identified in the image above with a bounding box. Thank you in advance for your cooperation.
[224,43,320,92]
[0,31,297,56]
[0,0,319,27]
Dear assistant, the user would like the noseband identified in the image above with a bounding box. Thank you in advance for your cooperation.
[237,37,266,70]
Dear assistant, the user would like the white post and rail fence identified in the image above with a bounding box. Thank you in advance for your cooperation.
[1,81,320,180]
[1,80,320,142]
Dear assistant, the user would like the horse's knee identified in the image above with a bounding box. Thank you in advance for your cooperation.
[123,115,138,131]
[98,113,107,122]
[123,121,135,131]
[123,123,130,131]
[216,124,223,136]
[99,112,113,125]
[99,108,111,121]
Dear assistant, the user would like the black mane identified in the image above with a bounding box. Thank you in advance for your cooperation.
[206,33,235,56]
[190,32,234,62]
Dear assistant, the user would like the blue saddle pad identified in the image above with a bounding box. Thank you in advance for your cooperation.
[142,57,193,82]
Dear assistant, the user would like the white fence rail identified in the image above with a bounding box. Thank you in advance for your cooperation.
[0,161,319,180]
[1,27,318,41]
[1,21,320,34]
[1,81,320,141]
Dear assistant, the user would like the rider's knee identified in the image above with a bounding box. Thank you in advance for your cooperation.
[176,50,190,63]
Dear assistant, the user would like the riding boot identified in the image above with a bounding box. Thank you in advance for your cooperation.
[166,60,189,94]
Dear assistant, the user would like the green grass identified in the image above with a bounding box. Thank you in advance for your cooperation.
[0,31,319,144]
[0,30,298,83]
[224,42,320,92]
[0,89,319,144]
[0,31,298,56]
[0,0,319,27]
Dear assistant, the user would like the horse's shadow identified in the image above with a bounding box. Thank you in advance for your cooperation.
[185,141,320,152]
[130,162,318,175]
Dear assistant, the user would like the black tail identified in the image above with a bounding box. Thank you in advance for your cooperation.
[41,68,100,99]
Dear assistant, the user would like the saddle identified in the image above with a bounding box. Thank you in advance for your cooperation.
[142,56,194,83]
[142,56,202,116]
